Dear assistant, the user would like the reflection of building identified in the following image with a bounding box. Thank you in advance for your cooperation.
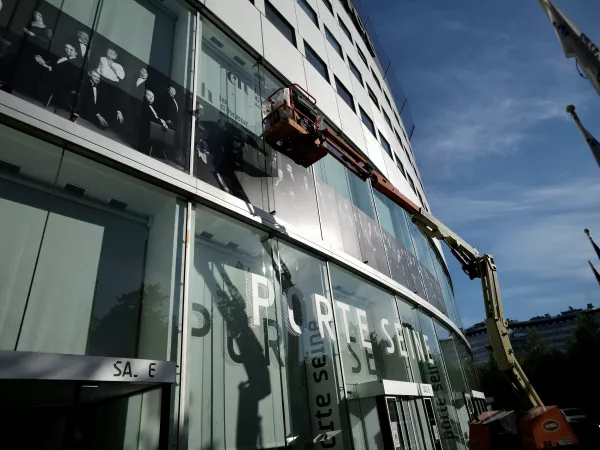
[0,0,481,449]
[466,304,600,364]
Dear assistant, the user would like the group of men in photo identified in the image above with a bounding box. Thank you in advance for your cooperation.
[0,1,189,170]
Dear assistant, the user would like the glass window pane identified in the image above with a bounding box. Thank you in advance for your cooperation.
[15,150,185,359]
[356,45,368,66]
[265,1,296,46]
[402,307,467,450]
[360,107,375,136]
[1,0,195,172]
[315,154,389,275]
[330,265,413,386]
[335,76,354,111]
[434,322,471,449]
[406,217,447,314]
[396,157,406,177]
[186,206,286,449]
[383,110,392,128]
[373,191,421,292]
[194,18,271,210]
[298,0,318,26]
[0,124,63,350]
[276,241,353,450]
[322,0,334,14]
[379,132,391,157]
[371,69,382,90]
[305,41,329,81]
[408,175,417,193]
[262,67,322,241]
[325,26,343,58]
[366,84,379,109]
[338,16,352,43]
[384,91,392,109]
[348,57,363,85]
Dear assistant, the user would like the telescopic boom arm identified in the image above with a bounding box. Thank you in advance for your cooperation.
[411,210,544,410]
[262,85,544,410]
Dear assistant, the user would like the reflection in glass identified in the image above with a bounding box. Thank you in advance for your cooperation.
[0,124,185,358]
[0,0,195,171]
[276,241,352,450]
[193,19,321,240]
[435,322,471,445]
[315,156,389,275]
[193,19,270,207]
[416,311,469,450]
[8,150,186,359]
[374,188,448,315]
[0,124,63,350]
[329,265,411,387]
[456,342,479,392]
[186,207,353,450]
[186,206,286,449]
[373,190,421,293]
[407,220,447,315]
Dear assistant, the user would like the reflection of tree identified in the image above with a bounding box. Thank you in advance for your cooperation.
[194,255,272,450]
[477,314,600,419]
[87,283,172,358]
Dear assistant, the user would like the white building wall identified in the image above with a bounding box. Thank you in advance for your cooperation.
[208,0,425,207]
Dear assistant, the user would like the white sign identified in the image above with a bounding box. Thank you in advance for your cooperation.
[419,383,434,397]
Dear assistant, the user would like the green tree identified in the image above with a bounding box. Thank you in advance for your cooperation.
[564,314,600,414]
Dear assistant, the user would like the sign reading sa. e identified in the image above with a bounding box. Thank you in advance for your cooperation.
[113,360,158,379]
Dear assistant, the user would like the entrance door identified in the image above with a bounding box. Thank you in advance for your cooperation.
[383,396,423,450]
[409,398,442,450]
[0,380,169,449]
[384,396,407,450]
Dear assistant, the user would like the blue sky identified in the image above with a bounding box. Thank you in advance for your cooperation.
[363,0,600,326]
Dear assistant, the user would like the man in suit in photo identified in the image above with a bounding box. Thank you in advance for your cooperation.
[162,85,180,129]
[75,69,110,129]
[33,42,80,110]
[138,88,170,157]
[76,31,90,61]
[126,67,150,144]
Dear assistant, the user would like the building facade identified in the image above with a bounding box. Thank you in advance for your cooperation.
[466,305,600,364]
[0,0,482,449]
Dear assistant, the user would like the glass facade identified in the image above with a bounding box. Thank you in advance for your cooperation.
[0,2,481,449]
[0,2,461,326]
[435,322,473,447]
[0,0,195,171]
[0,123,185,358]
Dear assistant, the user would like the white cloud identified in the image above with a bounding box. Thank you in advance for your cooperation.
[431,177,600,282]
[431,177,600,224]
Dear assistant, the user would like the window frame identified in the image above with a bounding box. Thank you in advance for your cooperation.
[348,57,363,85]
[379,131,392,158]
[265,0,297,47]
[384,91,392,109]
[408,175,417,193]
[382,109,392,128]
[395,156,406,177]
[360,106,375,136]
[321,0,333,14]
[297,0,319,27]
[338,15,353,43]
[335,76,355,111]
[356,44,368,66]
[366,83,379,109]
[371,68,382,90]
[304,41,329,81]
[325,26,343,58]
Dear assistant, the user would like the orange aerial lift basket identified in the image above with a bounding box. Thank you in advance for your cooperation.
[262,84,329,167]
